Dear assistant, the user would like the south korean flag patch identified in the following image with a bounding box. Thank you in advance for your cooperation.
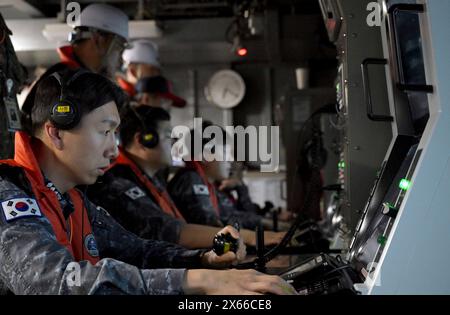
[1,197,42,222]
[124,186,146,200]
[193,184,209,196]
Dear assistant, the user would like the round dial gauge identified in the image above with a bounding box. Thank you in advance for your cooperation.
[204,70,246,109]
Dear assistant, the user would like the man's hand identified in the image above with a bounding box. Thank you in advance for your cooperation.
[263,231,286,246]
[241,229,286,247]
[184,269,298,295]
[278,209,294,222]
[218,178,242,191]
[201,225,247,268]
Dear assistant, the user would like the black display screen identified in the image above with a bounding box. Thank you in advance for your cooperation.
[390,0,430,134]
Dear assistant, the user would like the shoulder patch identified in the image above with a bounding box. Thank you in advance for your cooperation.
[84,233,99,257]
[193,184,209,196]
[1,197,42,222]
[124,186,146,200]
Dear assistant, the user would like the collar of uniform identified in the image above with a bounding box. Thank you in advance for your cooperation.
[113,149,161,189]
[113,148,136,170]
[145,173,163,191]
[56,45,83,69]
[44,176,74,219]
[13,131,45,186]
[13,131,75,219]
[116,76,136,97]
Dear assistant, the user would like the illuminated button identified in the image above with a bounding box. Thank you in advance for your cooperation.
[377,235,387,245]
[399,178,411,191]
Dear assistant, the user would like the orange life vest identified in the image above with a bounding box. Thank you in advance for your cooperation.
[113,150,186,221]
[0,132,99,264]
[56,45,82,69]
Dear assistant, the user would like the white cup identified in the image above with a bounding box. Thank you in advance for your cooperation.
[295,68,309,90]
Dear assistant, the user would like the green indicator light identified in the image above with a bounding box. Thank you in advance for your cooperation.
[399,178,411,191]
[377,235,387,246]
[338,161,346,169]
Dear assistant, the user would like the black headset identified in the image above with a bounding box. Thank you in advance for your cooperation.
[49,69,90,130]
[130,106,159,148]
[303,124,328,170]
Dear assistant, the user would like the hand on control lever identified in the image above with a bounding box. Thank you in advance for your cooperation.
[202,224,246,268]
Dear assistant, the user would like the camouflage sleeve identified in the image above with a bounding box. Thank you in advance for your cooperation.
[216,189,262,230]
[233,184,260,214]
[0,178,186,295]
[87,176,183,244]
[87,198,205,269]
[168,171,223,227]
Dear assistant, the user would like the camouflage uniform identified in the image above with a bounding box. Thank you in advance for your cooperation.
[220,183,260,215]
[168,169,262,229]
[0,165,205,295]
[87,164,184,244]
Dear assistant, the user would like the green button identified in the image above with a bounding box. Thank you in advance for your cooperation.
[377,235,387,245]
[399,178,411,191]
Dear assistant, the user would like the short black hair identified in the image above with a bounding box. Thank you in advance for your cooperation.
[119,105,170,148]
[135,76,168,95]
[30,69,126,135]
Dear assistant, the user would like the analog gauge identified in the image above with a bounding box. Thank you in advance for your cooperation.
[204,70,246,109]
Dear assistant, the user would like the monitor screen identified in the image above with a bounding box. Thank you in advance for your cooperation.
[391,0,430,134]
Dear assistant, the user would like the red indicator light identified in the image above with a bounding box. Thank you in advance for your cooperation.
[237,48,248,56]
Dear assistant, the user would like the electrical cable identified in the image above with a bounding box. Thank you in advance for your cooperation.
[235,187,315,269]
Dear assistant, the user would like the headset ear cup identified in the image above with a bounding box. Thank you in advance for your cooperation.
[140,127,159,148]
[303,139,328,170]
[50,99,80,130]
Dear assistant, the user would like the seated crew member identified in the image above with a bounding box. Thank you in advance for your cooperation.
[217,174,260,215]
[133,75,187,185]
[0,69,296,295]
[88,105,284,249]
[168,122,277,230]
[218,175,293,229]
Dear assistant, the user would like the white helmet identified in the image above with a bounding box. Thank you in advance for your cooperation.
[74,3,129,41]
[122,39,160,67]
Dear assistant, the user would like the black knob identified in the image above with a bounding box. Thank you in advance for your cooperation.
[213,233,238,256]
